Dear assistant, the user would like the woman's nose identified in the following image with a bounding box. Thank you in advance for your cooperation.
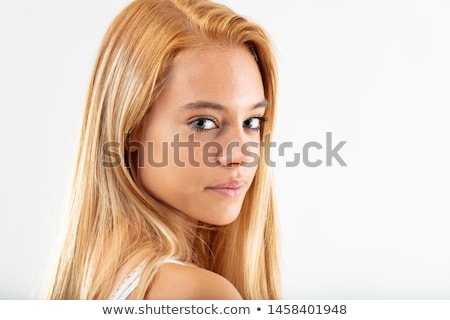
[214,129,259,168]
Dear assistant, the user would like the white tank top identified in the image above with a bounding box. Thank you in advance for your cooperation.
[109,259,184,300]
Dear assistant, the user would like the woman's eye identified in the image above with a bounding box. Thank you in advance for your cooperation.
[243,117,267,131]
[190,117,218,131]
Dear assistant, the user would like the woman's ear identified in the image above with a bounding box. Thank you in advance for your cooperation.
[128,142,140,153]
[127,129,141,153]
[124,129,143,173]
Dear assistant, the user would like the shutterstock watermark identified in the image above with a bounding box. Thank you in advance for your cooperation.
[102,132,347,168]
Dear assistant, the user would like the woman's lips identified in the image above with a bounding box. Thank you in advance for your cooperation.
[206,180,245,197]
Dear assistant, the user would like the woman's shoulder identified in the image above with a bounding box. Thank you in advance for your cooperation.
[145,261,242,300]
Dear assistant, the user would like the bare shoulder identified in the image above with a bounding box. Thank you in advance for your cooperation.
[145,262,242,300]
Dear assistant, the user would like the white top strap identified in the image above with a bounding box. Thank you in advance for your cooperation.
[165,259,184,266]
[109,261,146,300]
[109,259,184,300]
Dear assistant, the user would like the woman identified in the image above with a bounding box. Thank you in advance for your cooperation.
[49,0,280,299]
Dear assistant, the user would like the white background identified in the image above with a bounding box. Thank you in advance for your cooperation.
[1,0,449,299]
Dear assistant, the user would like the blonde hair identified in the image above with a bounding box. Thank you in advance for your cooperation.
[49,0,280,299]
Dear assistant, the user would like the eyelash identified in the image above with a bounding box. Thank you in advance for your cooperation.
[189,116,267,132]
[189,117,218,132]
[243,116,267,131]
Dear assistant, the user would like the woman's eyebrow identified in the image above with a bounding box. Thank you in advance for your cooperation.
[180,99,269,112]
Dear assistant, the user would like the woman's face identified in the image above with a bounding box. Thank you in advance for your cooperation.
[135,45,266,225]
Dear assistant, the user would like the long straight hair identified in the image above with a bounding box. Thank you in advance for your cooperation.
[49,0,280,299]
